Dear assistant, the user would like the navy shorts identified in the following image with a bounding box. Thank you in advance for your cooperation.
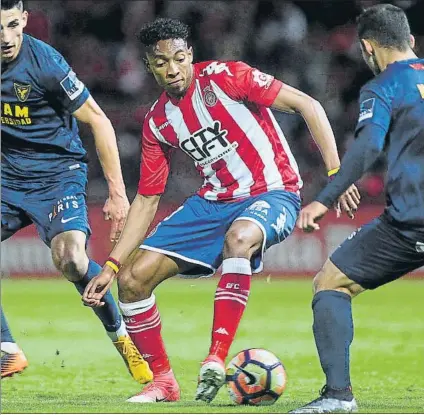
[141,190,301,278]
[1,168,91,246]
[330,214,424,289]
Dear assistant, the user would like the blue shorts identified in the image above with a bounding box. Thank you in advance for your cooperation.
[330,213,424,289]
[1,168,91,246]
[141,190,301,278]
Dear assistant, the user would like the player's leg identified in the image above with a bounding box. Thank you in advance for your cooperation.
[196,190,301,403]
[118,249,190,403]
[23,172,149,384]
[290,216,424,414]
[123,195,235,403]
[1,196,32,377]
[1,307,29,378]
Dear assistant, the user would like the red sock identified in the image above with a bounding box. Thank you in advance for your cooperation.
[209,258,251,362]
[119,295,171,376]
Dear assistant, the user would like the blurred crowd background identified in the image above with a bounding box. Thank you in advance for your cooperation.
[25,0,424,205]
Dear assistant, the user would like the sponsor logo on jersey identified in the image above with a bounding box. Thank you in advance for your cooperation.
[1,102,32,125]
[180,120,237,167]
[48,196,79,222]
[252,69,273,89]
[13,83,31,102]
[202,85,218,107]
[358,98,375,122]
[60,70,85,101]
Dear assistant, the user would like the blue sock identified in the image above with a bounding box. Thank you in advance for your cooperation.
[1,307,15,343]
[312,290,353,391]
[73,260,122,333]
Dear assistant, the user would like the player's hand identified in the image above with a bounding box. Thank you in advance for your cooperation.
[82,267,115,308]
[103,193,130,243]
[296,201,328,232]
[337,184,361,219]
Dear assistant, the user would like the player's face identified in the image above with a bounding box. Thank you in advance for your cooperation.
[146,39,194,98]
[360,39,381,76]
[0,5,28,63]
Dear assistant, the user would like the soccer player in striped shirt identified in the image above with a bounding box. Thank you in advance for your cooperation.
[83,17,359,403]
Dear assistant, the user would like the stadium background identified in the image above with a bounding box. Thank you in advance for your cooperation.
[2,0,424,276]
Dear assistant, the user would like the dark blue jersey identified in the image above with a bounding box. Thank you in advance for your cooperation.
[1,34,90,181]
[316,58,424,230]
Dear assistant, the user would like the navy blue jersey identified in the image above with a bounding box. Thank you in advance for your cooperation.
[1,34,89,181]
[356,58,424,228]
[316,58,424,230]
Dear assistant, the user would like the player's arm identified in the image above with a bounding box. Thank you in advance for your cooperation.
[82,125,171,306]
[42,51,129,241]
[297,89,390,231]
[73,97,129,241]
[271,84,340,174]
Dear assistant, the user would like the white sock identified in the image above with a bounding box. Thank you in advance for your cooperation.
[106,317,128,342]
[1,342,20,354]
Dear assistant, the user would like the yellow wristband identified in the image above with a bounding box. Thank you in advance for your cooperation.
[327,167,340,177]
[105,260,119,274]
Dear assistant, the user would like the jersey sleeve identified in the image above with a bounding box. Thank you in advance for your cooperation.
[354,84,392,137]
[42,52,90,114]
[137,120,171,195]
[208,61,283,107]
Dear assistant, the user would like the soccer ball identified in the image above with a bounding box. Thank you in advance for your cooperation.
[225,348,287,406]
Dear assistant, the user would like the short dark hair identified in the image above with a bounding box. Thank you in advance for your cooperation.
[1,0,25,11]
[357,4,411,50]
[138,18,190,48]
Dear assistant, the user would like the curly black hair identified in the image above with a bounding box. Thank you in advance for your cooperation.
[138,18,190,48]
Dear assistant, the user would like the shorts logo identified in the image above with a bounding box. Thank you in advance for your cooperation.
[202,86,218,107]
[415,241,424,253]
[247,201,270,221]
[252,69,273,89]
[49,196,79,222]
[180,120,237,167]
[358,98,375,122]
[60,70,85,101]
[13,83,31,102]
[347,227,362,240]
[271,208,287,236]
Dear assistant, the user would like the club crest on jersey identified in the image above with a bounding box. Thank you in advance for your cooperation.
[13,83,31,102]
[202,86,218,107]
[180,120,238,167]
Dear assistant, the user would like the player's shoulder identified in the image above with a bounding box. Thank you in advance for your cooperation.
[142,95,168,135]
[195,60,251,79]
[24,34,64,66]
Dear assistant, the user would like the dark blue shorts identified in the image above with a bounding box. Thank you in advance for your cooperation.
[330,214,424,289]
[142,190,301,278]
[1,168,91,246]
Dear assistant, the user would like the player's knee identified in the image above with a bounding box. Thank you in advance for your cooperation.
[224,225,262,258]
[313,259,363,297]
[118,265,152,302]
[51,242,88,282]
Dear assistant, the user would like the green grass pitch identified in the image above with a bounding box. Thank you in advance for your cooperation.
[1,277,423,413]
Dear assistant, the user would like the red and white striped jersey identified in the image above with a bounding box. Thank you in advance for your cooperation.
[138,60,302,201]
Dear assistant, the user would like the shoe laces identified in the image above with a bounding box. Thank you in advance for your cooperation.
[121,338,145,367]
